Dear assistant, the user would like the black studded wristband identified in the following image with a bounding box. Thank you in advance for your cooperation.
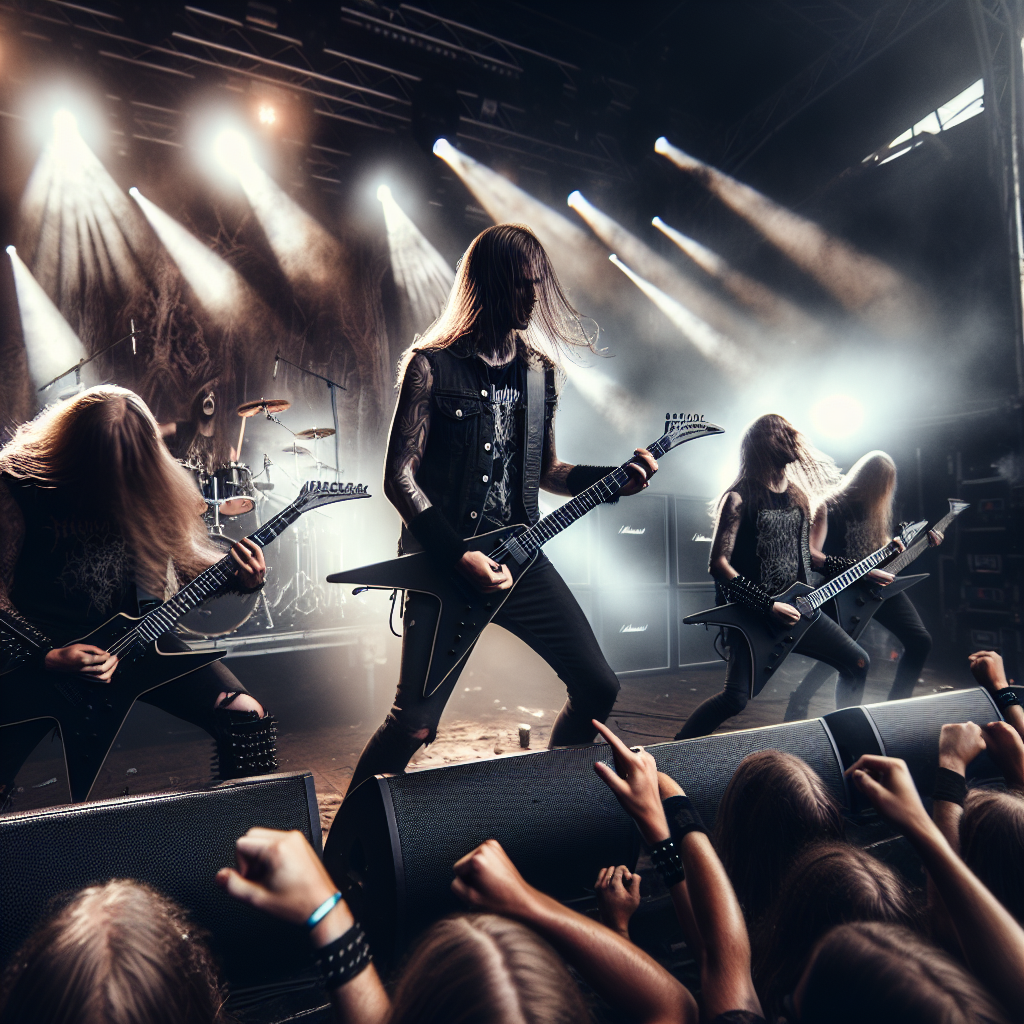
[724,575,773,617]
[996,689,1021,711]
[648,836,686,888]
[823,554,858,579]
[314,923,373,991]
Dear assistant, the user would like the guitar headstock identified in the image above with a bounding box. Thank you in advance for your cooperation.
[295,480,372,511]
[661,413,725,451]
[897,519,928,548]
[948,498,970,516]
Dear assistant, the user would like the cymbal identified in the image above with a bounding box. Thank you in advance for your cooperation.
[237,398,291,418]
[295,427,336,439]
[281,444,311,456]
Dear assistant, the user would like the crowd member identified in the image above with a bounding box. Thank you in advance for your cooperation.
[0,880,227,1024]
[712,750,844,922]
[751,841,918,1018]
[218,825,693,1024]
[594,864,642,941]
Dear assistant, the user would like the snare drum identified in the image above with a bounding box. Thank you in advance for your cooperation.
[192,462,257,518]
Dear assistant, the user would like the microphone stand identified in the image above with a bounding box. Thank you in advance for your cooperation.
[39,320,143,393]
[273,353,346,481]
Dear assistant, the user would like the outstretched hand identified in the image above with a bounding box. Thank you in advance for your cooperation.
[846,755,932,839]
[970,650,1009,694]
[592,720,670,845]
[451,839,539,919]
[982,721,1024,793]
[938,722,986,776]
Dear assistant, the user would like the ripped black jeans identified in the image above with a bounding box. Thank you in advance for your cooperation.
[346,553,620,796]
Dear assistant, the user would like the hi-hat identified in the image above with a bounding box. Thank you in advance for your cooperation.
[295,427,336,439]
[237,398,291,418]
[281,444,312,456]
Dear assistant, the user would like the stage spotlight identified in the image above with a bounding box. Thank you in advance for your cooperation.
[7,246,89,390]
[432,137,454,157]
[52,108,78,140]
[131,187,254,318]
[377,184,454,331]
[569,189,753,346]
[654,136,928,332]
[809,394,864,440]
[608,253,746,375]
[257,104,276,126]
[214,128,254,177]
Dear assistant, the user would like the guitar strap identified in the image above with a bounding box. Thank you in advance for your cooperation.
[521,364,544,526]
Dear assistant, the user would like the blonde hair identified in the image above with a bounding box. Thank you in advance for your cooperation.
[400,223,596,379]
[0,386,221,595]
[823,450,897,554]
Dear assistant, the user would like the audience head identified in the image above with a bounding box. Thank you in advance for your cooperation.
[385,912,588,1024]
[960,788,1024,924]
[797,922,1009,1024]
[754,841,919,1017]
[0,879,225,1024]
[714,750,844,920]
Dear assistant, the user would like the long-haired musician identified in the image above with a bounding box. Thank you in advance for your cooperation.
[783,450,942,720]
[0,386,275,807]
[674,414,889,739]
[346,223,656,795]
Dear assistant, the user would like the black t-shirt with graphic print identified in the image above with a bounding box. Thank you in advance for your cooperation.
[3,476,139,646]
[479,357,531,532]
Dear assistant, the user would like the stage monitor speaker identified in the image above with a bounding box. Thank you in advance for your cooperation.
[0,773,322,1001]
[596,494,669,587]
[598,588,670,673]
[675,496,715,585]
[326,688,1001,965]
[677,584,720,667]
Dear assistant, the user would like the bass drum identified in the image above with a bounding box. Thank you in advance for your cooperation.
[176,534,260,639]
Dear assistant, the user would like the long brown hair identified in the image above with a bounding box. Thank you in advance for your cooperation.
[401,224,596,377]
[799,922,1009,1024]
[715,414,841,525]
[960,789,1024,924]
[753,842,919,1018]
[713,750,845,922]
[386,913,589,1024]
[0,879,228,1024]
[823,450,896,555]
[0,386,221,594]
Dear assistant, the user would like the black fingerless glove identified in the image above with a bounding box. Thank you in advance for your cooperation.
[408,506,468,566]
[566,465,618,503]
[724,575,773,617]
[823,554,857,579]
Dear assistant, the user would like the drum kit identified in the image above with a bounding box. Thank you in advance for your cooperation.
[177,397,343,640]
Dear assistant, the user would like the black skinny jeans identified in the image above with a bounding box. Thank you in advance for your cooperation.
[790,590,932,705]
[346,553,620,795]
[675,612,871,739]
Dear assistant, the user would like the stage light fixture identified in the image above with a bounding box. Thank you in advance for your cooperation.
[432,137,453,157]
[377,184,393,202]
[214,128,254,177]
[809,394,864,440]
[258,104,276,126]
[5,244,14,256]
[567,190,582,208]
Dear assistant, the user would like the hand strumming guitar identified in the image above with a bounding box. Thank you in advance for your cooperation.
[44,645,119,682]
[457,550,513,592]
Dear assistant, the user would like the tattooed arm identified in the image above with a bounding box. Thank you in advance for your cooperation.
[709,492,742,584]
[383,352,433,524]
[540,411,574,496]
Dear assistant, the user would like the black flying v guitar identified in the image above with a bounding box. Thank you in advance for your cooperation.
[683,518,927,698]
[827,498,970,640]
[0,480,370,802]
[328,414,724,698]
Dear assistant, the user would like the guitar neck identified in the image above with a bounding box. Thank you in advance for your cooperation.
[885,507,960,575]
[136,500,304,643]
[495,433,671,561]
[805,540,900,611]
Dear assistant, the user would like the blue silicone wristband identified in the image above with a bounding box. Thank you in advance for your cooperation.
[307,891,343,930]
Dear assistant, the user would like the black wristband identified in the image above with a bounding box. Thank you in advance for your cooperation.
[995,689,1021,711]
[566,465,617,501]
[662,794,709,840]
[724,575,773,617]
[932,766,968,807]
[648,836,686,887]
[823,554,858,580]
[314,923,373,991]
[408,506,467,566]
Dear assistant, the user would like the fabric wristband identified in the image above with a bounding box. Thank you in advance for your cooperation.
[566,465,618,501]
[307,891,343,930]
[648,836,686,887]
[662,794,710,840]
[995,689,1021,711]
[724,575,773,617]
[408,506,468,566]
[932,767,968,807]
[314,923,373,990]
[823,554,858,580]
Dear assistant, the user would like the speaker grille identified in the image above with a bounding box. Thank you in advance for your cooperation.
[0,774,318,989]
[647,719,845,829]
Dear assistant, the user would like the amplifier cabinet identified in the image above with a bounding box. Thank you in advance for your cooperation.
[596,494,669,588]
[597,588,671,673]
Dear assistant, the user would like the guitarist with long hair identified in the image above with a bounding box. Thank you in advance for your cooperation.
[783,450,943,720]
[674,414,892,739]
[346,223,657,796]
[0,386,275,807]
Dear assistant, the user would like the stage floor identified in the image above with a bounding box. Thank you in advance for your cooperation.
[6,619,970,839]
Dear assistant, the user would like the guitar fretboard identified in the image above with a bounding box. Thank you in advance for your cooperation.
[135,501,305,645]
[884,504,966,575]
[805,540,900,611]
[491,432,673,565]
